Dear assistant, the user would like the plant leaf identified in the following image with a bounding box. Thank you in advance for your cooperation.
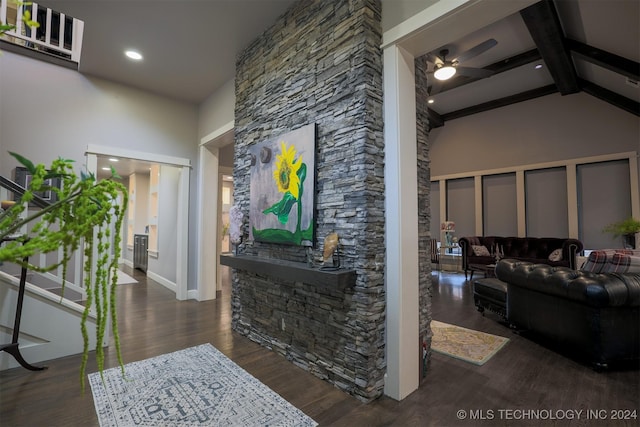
[9,151,36,173]
[110,166,122,180]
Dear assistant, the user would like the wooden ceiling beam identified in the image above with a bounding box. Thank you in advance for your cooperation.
[579,78,640,117]
[427,108,444,129]
[520,0,579,95]
[437,85,558,126]
[568,39,640,80]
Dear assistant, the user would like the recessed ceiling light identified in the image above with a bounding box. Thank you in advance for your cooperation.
[428,99,434,104]
[109,158,119,162]
[535,64,543,69]
[125,50,143,61]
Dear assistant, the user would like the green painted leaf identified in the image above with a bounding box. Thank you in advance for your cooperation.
[263,192,297,224]
[297,162,307,183]
[252,223,313,246]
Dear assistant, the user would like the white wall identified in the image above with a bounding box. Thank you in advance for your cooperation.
[148,165,180,283]
[198,79,235,140]
[0,51,199,289]
[430,92,639,246]
[0,52,198,171]
[429,92,640,178]
[381,0,438,32]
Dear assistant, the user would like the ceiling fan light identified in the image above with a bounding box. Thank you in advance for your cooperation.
[434,65,456,81]
[125,50,143,61]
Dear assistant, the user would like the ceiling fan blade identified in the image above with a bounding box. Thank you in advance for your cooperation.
[425,52,442,65]
[453,38,497,63]
[455,66,494,79]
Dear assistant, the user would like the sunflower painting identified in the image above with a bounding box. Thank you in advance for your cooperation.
[249,124,315,246]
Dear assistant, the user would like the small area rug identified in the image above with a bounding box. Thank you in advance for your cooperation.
[115,270,137,285]
[431,320,509,365]
[89,343,317,427]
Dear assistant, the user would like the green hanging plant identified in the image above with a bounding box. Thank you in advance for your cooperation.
[0,152,128,391]
[1,1,39,36]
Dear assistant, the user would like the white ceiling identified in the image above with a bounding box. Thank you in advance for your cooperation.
[51,0,638,176]
[45,0,298,103]
[42,0,638,115]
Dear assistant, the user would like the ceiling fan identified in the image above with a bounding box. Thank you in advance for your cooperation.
[426,38,498,95]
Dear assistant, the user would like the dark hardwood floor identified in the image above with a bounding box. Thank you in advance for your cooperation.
[1,266,638,426]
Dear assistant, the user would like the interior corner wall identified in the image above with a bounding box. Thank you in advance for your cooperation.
[414,54,433,369]
[428,92,639,178]
[198,79,235,140]
[233,0,385,402]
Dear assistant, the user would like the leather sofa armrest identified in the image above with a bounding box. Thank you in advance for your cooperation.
[459,237,471,272]
[562,239,584,269]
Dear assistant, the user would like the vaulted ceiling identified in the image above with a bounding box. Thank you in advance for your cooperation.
[424,0,639,128]
[15,0,639,122]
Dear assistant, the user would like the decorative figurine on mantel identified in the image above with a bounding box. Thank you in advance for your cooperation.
[321,232,341,270]
[229,204,244,255]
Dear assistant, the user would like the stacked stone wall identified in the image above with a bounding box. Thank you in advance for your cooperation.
[233,0,385,401]
[415,54,434,373]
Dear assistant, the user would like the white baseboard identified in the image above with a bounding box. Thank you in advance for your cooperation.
[187,289,199,300]
[146,271,176,293]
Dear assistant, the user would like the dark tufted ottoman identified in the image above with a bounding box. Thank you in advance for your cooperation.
[473,277,507,320]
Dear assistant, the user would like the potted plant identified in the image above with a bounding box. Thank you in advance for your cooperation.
[0,152,127,390]
[603,217,640,249]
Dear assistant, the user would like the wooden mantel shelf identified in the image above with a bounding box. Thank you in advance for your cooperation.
[220,254,356,288]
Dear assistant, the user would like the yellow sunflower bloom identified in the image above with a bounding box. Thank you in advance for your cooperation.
[273,141,302,199]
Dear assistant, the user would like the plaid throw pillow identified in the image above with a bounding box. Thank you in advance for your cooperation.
[603,254,640,273]
[581,250,616,273]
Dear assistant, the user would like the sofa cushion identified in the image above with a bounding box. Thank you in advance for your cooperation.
[472,245,491,256]
[548,248,563,262]
[604,254,640,273]
[581,250,616,273]
[581,250,640,273]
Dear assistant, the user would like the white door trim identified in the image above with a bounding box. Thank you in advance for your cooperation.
[197,121,234,301]
[85,145,191,301]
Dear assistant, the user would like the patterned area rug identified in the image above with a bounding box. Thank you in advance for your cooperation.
[89,344,317,427]
[431,320,510,365]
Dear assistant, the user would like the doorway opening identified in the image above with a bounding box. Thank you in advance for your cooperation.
[85,144,191,300]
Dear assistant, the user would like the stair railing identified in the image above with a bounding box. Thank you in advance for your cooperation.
[0,0,84,62]
[1,175,87,296]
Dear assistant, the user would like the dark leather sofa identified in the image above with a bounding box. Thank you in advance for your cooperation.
[496,259,640,369]
[459,236,583,279]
